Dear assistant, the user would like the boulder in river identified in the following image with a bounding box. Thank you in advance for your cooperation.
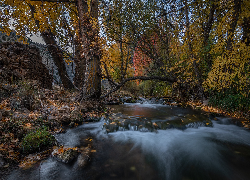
[52,147,79,164]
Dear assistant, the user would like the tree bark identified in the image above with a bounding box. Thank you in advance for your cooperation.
[76,0,101,100]
[73,33,86,89]
[202,1,216,70]
[226,0,241,51]
[242,17,250,46]
[203,2,216,46]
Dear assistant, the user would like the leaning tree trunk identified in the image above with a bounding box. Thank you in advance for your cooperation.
[28,3,74,89]
[76,0,101,100]
[41,30,75,89]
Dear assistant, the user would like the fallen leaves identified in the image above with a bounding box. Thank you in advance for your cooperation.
[19,150,52,169]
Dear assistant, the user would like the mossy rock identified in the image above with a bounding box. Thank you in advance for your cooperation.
[21,127,55,154]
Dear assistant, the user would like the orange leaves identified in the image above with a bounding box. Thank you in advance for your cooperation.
[24,123,32,129]
[152,122,158,127]
[0,143,6,151]
[19,150,52,169]
[52,146,78,156]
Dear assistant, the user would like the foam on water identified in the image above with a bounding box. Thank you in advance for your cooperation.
[109,120,250,179]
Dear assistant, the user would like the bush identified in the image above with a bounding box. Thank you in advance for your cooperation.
[121,81,139,96]
[138,80,172,97]
[209,90,250,112]
[21,127,55,153]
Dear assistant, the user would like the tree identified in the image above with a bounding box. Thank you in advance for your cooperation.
[1,0,75,89]
[1,0,102,99]
[30,0,101,100]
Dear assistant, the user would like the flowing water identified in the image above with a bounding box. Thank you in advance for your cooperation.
[7,103,250,180]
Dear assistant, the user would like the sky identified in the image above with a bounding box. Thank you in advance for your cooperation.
[28,34,46,45]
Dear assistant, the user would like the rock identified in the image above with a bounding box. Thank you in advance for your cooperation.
[19,108,30,114]
[48,115,57,121]
[0,42,52,89]
[52,147,79,163]
[0,156,6,168]
[203,99,209,106]
[21,95,34,111]
[1,109,12,117]
[76,151,90,168]
[58,105,70,114]
[76,146,92,168]
[59,115,71,125]
[12,112,29,120]
[70,110,81,120]
[10,98,21,110]
[69,122,75,128]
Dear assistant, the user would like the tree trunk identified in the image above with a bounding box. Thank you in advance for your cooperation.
[226,0,241,51]
[242,17,250,46]
[28,3,74,89]
[41,30,75,89]
[202,1,216,72]
[184,0,204,102]
[73,33,86,89]
[76,0,101,100]
[203,2,216,46]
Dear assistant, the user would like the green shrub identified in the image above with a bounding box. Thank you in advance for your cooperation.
[21,127,55,153]
[209,90,250,112]
[139,80,172,97]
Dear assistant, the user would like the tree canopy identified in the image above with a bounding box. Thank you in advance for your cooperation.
[0,0,249,103]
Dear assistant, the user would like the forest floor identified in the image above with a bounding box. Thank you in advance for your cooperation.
[0,81,249,179]
[0,80,110,179]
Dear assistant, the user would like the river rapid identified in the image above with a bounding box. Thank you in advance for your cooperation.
[6,103,250,180]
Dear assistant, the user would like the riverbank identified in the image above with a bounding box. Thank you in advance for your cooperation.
[0,81,109,179]
[1,84,249,179]
[106,90,250,129]
[183,100,250,129]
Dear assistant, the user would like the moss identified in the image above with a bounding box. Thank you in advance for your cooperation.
[21,127,55,154]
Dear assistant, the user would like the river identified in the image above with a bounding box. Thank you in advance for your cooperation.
[6,103,250,180]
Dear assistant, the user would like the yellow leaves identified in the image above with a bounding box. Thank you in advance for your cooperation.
[205,41,250,93]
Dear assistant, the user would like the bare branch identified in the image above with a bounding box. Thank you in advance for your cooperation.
[100,75,177,98]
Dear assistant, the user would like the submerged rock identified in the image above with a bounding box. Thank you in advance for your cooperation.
[74,144,93,169]
[76,149,91,168]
